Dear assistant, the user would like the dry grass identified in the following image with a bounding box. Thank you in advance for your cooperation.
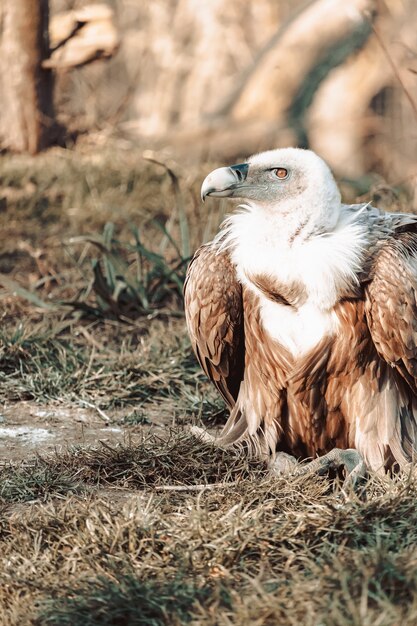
[1,147,417,625]
[2,441,417,625]
[0,314,199,405]
[0,432,261,503]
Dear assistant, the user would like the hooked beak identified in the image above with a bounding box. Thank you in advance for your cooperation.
[201,163,249,201]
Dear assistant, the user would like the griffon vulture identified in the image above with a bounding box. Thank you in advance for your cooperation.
[184,148,417,480]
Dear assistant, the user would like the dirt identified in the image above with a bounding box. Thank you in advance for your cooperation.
[0,401,171,462]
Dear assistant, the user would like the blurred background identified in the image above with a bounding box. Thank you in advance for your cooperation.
[1,0,417,192]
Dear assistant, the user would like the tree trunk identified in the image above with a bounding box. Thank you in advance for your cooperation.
[225,0,376,125]
[0,0,54,154]
[306,35,390,177]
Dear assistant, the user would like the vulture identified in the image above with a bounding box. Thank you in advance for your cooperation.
[184,148,417,480]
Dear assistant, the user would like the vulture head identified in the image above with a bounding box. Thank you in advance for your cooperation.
[201,148,342,232]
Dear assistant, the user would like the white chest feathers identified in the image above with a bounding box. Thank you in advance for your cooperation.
[221,204,369,357]
[259,300,339,356]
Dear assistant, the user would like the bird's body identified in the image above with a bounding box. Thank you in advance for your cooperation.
[185,148,417,472]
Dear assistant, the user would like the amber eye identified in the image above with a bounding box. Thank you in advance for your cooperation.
[274,168,288,179]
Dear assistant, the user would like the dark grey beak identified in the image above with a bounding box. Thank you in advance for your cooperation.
[201,162,249,201]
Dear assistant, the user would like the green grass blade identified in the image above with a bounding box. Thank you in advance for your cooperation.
[0,273,57,310]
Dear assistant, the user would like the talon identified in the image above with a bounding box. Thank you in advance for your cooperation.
[300,448,368,495]
[339,450,367,493]
[270,448,369,497]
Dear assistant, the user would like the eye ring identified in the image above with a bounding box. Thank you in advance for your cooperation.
[274,167,288,179]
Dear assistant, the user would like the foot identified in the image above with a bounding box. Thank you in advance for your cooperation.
[270,448,367,495]
[269,451,299,474]
[299,448,367,491]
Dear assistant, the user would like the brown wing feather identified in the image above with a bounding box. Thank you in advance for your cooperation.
[365,230,417,392]
[184,244,244,408]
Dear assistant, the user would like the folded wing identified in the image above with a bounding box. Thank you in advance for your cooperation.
[365,230,417,392]
[184,244,245,408]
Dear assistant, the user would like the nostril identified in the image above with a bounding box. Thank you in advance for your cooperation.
[230,163,249,183]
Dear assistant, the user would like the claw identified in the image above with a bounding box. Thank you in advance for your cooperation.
[304,448,368,492]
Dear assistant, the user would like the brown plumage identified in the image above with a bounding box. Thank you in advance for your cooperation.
[185,148,417,471]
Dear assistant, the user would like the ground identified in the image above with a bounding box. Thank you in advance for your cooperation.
[1,146,417,625]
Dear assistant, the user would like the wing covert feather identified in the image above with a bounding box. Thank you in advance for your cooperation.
[365,231,417,391]
[184,244,244,407]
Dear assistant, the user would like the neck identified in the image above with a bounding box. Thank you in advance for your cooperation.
[243,196,341,248]
[216,201,367,311]
[216,200,339,254]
